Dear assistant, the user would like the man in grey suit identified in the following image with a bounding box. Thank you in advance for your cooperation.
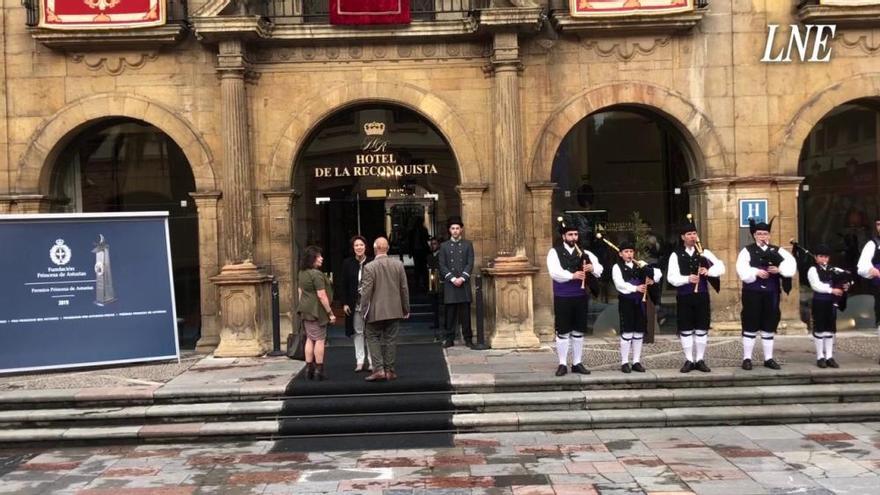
[439,217,475,348]
[360,236,410,382]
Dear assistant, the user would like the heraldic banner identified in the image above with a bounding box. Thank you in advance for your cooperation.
[569,0,693,17]
[39,0,165,30]
[330,0,411,25]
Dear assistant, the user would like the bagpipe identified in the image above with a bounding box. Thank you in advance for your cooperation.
[748,242,792,294]
[595,233,661,305]
[789,240,854,310]
[572,243,602,298]
[685,213,720,294]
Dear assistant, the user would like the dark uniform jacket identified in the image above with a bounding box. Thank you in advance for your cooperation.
[439,238,474,304]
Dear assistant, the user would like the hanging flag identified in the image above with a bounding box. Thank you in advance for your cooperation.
[39,0,165,29]
[570,0,693,17]
[330,0,411,25]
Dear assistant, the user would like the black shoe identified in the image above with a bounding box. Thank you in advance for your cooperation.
[315,363,326,381]
[826,358,839,368]
[694,360,711,372]
[306,362,315,380]
[621,363,632,374]
[631,362,646,373]
[442,340,454,348]
[465,341,475,349]
[571,363,591,375]
[817,358,827,368]
[555,364,568,377]
[764,359,781,370]
[742,359,752,370]
[680,360,694,373]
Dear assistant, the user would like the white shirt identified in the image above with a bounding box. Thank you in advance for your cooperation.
[546,245,603,283]
[857,240,877,279]
[667,246,726,287]
[807,266,833,294]
[612,261,662,295]
[735,244,797,284]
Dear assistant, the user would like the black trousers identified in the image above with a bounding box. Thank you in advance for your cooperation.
[619,297,647,334]
[874,286,880,327]
[445,302,472,342]
[811,298,837,334]
[554,296,589,336]
[677,292,711,333]
[741,290,781,334]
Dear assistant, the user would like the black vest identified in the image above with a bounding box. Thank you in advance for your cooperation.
[872,239,880,265]
[816,264,833,284]
[617,260,643,282]
[554,245,581,273]
[676,247,701,275]
[746,243,784,268]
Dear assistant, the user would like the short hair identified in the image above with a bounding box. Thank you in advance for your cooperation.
[300,245,322,270]
[350,235,368,251]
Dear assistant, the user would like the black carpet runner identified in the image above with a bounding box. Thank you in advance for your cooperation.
[273,343,454,449]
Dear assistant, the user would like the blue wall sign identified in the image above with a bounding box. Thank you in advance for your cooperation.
[0,212,179,373]
[739,199,768,228]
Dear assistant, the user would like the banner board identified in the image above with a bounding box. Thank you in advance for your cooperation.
[39,0,165,30]
[0,212,179,373]
[569,0,693,17]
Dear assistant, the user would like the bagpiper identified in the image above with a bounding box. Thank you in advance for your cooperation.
[735,218,796,370]
[808,244,849,368]
[856,217,880,366]
[666,217,725,373]
[546,215,603,376]
[612,240,662,373]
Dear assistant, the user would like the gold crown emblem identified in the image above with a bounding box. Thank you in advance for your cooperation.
[364,122,386,136]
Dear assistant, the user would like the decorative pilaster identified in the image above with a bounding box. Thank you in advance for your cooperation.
[190,191,222,352]
[210,38,272,357]
[263,189,298,343]
[482,31,540,349]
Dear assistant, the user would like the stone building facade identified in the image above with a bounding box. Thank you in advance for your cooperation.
[1,0,879,355]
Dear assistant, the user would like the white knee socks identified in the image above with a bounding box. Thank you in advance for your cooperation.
[761,331,775,360]
[571,333,584,365]
[620,333,633,364]
[680,333,694,362]
[823,335,834,359]
[632,335,644,364]
[694,331,708,362]
[742,333,757,360]
[556,335,569,366]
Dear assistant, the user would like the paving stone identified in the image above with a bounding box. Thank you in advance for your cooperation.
[685,478,769,495]
[746,470,822,490]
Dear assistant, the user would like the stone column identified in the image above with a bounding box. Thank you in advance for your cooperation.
[483,32,540,349]
[687,176,806,335]
[190,191,222,353]
[210,38,273,357]
[263,190,297,343]
[527,182,556,342]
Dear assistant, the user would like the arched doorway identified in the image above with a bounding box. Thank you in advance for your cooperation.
[293,103,461,339]
[797,99,880,299]
[49,118,201,348]
[551,106,693,334]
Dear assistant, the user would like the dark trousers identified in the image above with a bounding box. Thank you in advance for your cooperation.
[741,289,781,334]
[430,293,441,329]
[811,298,837,334]
[874,287,880,327]
[445,302,472,343]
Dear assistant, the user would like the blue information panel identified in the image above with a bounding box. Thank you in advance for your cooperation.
[739,199,768,228]
[0,212,179,373]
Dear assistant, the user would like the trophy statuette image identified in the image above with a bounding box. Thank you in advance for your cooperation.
[92,234,117,306]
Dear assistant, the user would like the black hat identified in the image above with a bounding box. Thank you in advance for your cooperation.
[748,216,774,235]
[814,244,832,256]
[679,221,697,236]
[447,216,463,228]
[618,240,635,251]
[557,214,578,235]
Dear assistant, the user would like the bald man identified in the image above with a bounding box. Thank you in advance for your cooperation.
[359,236,410,382]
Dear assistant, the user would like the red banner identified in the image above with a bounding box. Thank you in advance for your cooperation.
[330,0,411,25]
[570,0,693,17]
[40,0,165,29]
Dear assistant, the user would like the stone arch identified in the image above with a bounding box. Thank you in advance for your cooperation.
[15,93,217,194]
[268,81,484,189]
[528,82,729,182]
[775,73,880,177]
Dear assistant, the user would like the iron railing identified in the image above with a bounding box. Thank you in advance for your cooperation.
[22,0,189,28]
[261,0,489,24]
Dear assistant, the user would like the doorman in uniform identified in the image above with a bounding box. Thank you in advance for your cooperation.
[439,217,475,348]
[736,218,796,370]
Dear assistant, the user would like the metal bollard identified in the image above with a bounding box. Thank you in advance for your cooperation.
[472,274,489,350]
[267,279,285,357]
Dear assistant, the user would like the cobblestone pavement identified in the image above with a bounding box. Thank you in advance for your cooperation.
[0,422,878,494]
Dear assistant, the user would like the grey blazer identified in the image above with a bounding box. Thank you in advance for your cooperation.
[359,254,410,323]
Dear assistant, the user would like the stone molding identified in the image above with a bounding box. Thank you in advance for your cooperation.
[838,33,880,55]
[15,93,217,195]
[191,15,272,42]
[69,52,158,76]
[268,81,486,189]
[797,3,880,28]
[551,7,706,36]
[582,37,670,62]
[252,42,490,64]
[774,72,880,177]
[270,19,480,41]
[527,81,728,183]
[477,7,543,33]
[28,24,186,50]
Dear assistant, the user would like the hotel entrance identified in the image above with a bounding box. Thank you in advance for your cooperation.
[293,103,462,339]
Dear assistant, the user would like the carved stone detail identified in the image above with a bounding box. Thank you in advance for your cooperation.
[838,34,880,55]
[582,37,671,61]
[70,52,158,76]
[252,42,490,64]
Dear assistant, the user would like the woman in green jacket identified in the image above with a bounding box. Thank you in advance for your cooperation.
[298,245,335,380]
